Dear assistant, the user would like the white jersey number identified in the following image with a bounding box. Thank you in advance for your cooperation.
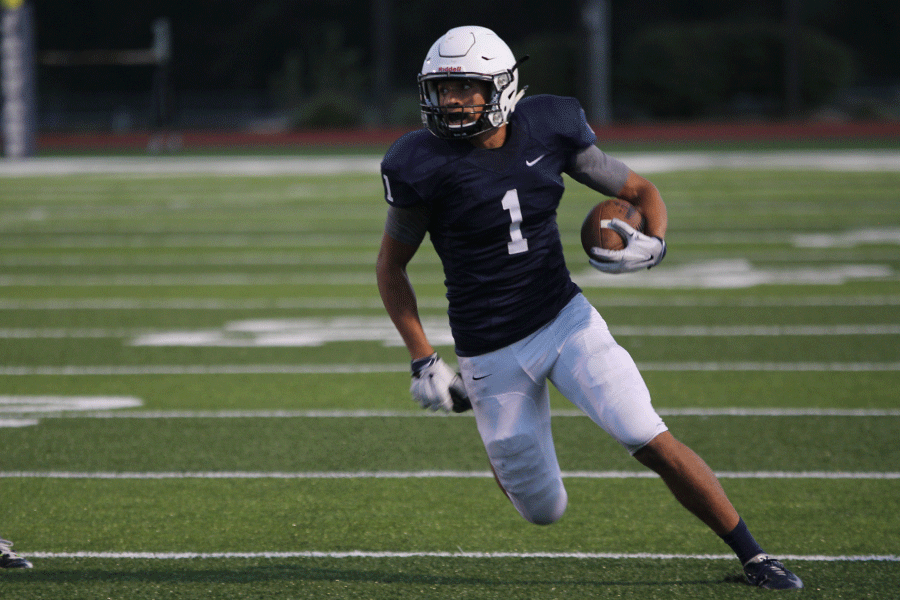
[501,189,529,255]
[382,175,394,203]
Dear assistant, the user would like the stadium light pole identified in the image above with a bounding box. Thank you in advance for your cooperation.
[1,0,37,158]
[582,0,611,125]
[149,18,175,152]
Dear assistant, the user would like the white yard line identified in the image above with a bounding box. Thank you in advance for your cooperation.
[0,234,380,250]
[611,324,900,336]
[0,273,376,286]
[2,470,897,480]
[23,550,900,561]
[1,262,893,289]
[0,253,382,267]
[0,364,408,375]
[1,362,898,376]
[638,362,900,372]
[0,298,402,310]
[4,408,897,419]
[1,295,898,310]
[2,324,898,339]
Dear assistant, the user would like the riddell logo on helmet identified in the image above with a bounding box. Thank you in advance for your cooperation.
[438,66,463,72]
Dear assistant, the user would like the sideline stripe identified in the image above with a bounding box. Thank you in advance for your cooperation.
[24,550,900,562]
[2,470,898,480]
[1,362,899,375]
[0,156,385,177]
[1,151,898,177]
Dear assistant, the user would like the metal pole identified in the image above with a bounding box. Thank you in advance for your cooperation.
[1,0,36,158]
[582,0,611,124]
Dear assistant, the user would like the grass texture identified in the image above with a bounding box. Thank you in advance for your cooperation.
[1,153,898,598]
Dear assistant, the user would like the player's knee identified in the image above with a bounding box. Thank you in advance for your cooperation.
[520,483,568,525]
[486,433,567,525]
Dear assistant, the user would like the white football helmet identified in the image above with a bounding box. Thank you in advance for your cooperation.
[418,26,525,139]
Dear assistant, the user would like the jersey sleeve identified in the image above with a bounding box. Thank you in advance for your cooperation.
[379,129,443,209]
[380,168,423,208]
[556,96,598,151]
[519,95,597,154]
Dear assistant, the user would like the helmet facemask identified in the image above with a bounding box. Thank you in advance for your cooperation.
[418,71,516,140]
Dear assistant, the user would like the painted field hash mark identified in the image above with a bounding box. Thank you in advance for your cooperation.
[0,396,143,412]
[0,396,145,427]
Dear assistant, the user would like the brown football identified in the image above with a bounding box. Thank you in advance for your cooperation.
[581,198,646,255]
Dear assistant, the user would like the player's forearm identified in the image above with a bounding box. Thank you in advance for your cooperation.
[635,189,667,239]
[376,260,434,360]
[619,172,668,239]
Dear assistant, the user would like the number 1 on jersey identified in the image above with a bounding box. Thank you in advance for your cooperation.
[501,189,529,255]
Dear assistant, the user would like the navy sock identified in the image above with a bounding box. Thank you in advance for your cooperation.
[720,517,765,565]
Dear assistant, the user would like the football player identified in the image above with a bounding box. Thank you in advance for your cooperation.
[376,25,802,590]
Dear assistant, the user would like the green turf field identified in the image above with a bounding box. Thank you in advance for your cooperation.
[1,153,898,598]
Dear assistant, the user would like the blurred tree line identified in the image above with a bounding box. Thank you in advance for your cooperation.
[32,0,899,126]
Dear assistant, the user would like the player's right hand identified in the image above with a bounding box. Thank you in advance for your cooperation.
[410,353,469,413]
[588,218,666,274]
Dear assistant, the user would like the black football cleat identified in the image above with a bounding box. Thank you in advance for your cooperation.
[0,538,32,569]
[743,554,802,589]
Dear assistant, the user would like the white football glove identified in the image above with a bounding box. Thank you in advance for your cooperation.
[410,353,470,413]
[588,218,667,274]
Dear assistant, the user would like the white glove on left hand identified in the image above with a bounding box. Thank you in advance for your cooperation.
[588,218,667,274]
[410,353,468,413]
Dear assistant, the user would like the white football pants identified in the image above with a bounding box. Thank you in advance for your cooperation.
[458,293,667,525]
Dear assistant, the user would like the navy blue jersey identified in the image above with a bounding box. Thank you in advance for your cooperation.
[381,95,598,356]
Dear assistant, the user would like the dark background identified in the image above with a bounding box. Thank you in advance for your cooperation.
[30,0,900,131]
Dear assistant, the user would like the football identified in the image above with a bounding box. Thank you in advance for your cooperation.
[581,198,646,255]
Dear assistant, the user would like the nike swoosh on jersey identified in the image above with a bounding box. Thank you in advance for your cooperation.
[472,374,492,380]
[525,154,546,167]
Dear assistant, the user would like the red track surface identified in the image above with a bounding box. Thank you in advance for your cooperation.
[38,120,900,151]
